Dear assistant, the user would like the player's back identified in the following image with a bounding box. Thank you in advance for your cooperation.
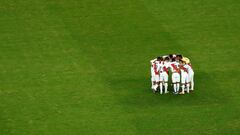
[186,64,194,74]
[170,62,179,72]
[158,61,165,72]
[180,64,189,74]
[152,61,161,75]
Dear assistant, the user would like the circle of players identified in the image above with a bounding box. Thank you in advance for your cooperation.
[150,54,194,95]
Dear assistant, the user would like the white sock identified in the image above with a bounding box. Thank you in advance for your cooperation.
[181,85,185,93]
[164,83,168,93]
[191,81,194,90]
[186,84,190,93]
[173,84,176,92]
[176,83,180,92]
[160,83,163,94]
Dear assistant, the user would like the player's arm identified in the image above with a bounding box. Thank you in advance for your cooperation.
[150,58,157,64]
[180,65,188,73]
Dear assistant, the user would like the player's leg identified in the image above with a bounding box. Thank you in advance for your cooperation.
[151,76,154,90]
[164,73,168,93]
[176,73,180,93]
[175,83,180,94]
[159,82,163,94]
[186,83,190,93]
[185,74,190,93]
[172,73,177,94]
[150,67,155,90]
[190,72,194,90]
[180,83,185,94]
[180,74,185,94]
[180,84,185,94]
[181,73,190,94]
[173,83,177,93]
[159,75,163,94]
[153,75,160,92]
[152,75,157,93]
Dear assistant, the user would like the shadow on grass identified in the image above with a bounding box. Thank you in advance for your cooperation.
[105,71,227,108]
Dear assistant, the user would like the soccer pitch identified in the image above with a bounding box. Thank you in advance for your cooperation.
[0,0,239,135]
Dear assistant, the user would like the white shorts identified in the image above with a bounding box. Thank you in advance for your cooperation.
[181,72,189,84]
[172,73,180,83]
[188,72,194,82]
[160,72,168,82]
[152,74,160,82]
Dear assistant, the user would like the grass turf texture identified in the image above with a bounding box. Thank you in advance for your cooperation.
[0,0,240,135]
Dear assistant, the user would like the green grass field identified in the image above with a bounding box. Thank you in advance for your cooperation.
[0,0,240,135]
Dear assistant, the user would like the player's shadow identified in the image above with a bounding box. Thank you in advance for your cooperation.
[106,71,227,108]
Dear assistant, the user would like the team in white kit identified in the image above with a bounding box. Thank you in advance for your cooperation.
[150,54,194,95]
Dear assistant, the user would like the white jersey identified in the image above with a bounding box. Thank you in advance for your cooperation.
[171,62,180,83]
[152,61,161,76]
[180,64,191,74]
[164,62,170,69]
[150,59,157,76]
[158,61,170,72]
[169,62,180,73]
[187,64,194,74]
[180,64,191,84]
[159,61,170,82]
[158,61,164,72]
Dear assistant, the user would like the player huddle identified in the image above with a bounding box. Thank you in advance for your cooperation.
[150,54,194,95]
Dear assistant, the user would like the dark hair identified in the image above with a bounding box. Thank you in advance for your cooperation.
[169,54,173,58]
[164,57,170,61]
[172,58,176,62]
[177,54,182,58]
[157,57,164,61]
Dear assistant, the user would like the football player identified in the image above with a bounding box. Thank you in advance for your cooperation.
[151,57,161,92]
[179,60,190,94]
[159,57,170,94]
[179,55,194,90]
[169,58,180,94]
[150,58,157,90]
[188,63,194,91]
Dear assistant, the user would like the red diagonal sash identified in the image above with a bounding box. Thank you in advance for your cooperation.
[163,66,169,74]
[171,64,180,73]
[188,63,192,69]
[180,65,188,73]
